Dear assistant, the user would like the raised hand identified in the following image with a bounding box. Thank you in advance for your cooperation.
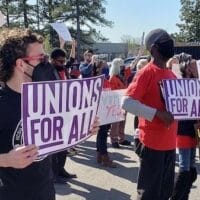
[59,36,65,49]
[89,116,100,135]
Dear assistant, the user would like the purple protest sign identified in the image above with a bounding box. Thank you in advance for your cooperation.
[22,75,103,156]
[162,79,200,120]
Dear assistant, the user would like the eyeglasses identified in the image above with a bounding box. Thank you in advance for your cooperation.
[85,53,93,57]
[22,54,49,62]
[55,59,66,65]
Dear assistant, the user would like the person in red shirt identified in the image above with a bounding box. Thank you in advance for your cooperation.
[170,53,198,200]
[121,29,177,200]
[109,58,131,148]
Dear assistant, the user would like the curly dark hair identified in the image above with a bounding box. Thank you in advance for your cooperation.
[50,48,66,59]
[0,28,44,82]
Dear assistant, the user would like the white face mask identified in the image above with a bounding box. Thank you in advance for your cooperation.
[171,64,182,78]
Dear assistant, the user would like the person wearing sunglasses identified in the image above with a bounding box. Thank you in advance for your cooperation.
[50,39,76,80]
[49,44,78,184]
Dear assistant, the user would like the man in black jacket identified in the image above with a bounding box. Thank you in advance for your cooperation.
[33,42,77,184]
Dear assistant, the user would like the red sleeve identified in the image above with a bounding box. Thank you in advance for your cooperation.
[109,76,125,90]
[125,69,152,101]
[103,79,111,89]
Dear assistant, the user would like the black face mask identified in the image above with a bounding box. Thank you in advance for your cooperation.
[156,39,174,61]
[54,64,65,72]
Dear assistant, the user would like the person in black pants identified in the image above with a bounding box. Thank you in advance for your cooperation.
[96,124,116,168]
[33,44,77,184]
[0,28,55,200]
[122,29,177,200]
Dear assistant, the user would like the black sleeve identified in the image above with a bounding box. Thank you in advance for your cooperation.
[65,57,75,68]
[32,62,56,81]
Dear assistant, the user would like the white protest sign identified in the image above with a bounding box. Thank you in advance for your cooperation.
[162,79,200,120]
[22,76,104,156]
[50,23,72,42]
[0,11,6,27]
[196,60,200,79]
[97,89,125,125]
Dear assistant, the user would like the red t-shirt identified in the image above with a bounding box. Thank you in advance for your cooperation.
[176,135,198,148]
[126,62,178,150]
[103,79,111,90]
[109,75,126,90]
[59,70,67,80]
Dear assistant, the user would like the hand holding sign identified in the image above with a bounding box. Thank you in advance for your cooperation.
[156,110,174,127]
[89,116,100,135]
[5,145,38,169]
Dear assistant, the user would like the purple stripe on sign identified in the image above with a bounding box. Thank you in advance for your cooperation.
[39,141,64,149]
[173,113,188,116]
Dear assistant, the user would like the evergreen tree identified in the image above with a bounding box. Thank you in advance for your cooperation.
[0,0,17,27]
[0,0,38,28]
[176,0,200,42]
[67,0,112,60]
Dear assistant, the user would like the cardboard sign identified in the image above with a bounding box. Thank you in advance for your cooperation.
[22,76,103,156]
[162,79,200,120]
[97,89,125,125]
[0,11,6,27]
[50,23,72,41]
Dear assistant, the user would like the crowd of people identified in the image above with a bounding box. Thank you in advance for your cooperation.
[0,27,199,200]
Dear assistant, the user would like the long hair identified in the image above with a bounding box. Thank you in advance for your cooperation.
[109,58,124,77]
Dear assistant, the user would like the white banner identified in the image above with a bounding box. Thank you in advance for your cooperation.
[97,89,125,125]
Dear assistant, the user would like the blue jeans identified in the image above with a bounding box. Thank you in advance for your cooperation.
[178,148,196,171]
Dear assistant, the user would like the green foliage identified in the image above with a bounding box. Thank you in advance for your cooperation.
[0,0,37,28]
[175,0,200,42]
[0,0,112,59]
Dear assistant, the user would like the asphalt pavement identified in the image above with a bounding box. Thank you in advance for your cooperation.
[55,113,200,200]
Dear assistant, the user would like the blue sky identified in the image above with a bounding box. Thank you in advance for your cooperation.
[100,0,181,42]
[29,0,181,42]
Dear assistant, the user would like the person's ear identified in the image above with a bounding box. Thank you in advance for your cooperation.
[151,44,159,55]
[15,58,24,72]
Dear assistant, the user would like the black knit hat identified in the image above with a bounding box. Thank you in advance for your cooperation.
[145,29,172,51]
